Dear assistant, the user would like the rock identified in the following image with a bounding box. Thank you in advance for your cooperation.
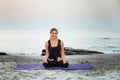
[41,47,104,56]
[0,52,9,55]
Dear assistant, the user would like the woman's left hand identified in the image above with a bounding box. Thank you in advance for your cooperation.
[63,58,67,64]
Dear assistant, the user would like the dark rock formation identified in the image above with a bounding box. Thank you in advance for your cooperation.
[41,47,104,56]
[0,52,9,55]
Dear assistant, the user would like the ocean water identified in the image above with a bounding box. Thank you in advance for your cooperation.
[0,30,120,55]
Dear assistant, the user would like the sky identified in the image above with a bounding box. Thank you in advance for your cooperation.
[0,0,120,34]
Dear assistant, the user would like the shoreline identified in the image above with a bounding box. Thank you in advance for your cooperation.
[0,53,120,64]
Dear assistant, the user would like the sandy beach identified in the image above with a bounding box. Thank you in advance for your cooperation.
[0,54,120,80]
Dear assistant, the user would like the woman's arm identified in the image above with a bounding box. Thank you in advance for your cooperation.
[44,42,49,63]
[60,40,67,63]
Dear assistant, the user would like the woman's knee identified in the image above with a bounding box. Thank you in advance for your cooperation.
[43,63,49,67]
[43,61,55,67]
[58,61,69,67]
[63,62,69,67]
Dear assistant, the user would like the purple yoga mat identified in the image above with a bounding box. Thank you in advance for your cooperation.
[15,64,94,70]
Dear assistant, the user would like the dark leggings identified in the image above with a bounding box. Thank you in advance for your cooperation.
[43,60,69,68]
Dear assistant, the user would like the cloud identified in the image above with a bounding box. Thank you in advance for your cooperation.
[0,0,120,18]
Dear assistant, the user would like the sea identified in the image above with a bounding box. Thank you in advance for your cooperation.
[0,30,120,55]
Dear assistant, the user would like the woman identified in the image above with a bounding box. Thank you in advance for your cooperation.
[43,28,69,68]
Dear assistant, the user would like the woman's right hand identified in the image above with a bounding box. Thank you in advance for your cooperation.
[44,59,48,63]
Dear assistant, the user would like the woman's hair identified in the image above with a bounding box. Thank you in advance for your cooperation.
[50,28,58,33]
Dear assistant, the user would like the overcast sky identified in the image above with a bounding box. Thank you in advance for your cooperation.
[0,0,120,33]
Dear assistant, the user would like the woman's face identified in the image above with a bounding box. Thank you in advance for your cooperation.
[50,30,58,39]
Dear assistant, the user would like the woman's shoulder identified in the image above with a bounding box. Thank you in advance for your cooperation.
[45,40,50,45]
[58,39,64,44]
[46,39,50,43]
